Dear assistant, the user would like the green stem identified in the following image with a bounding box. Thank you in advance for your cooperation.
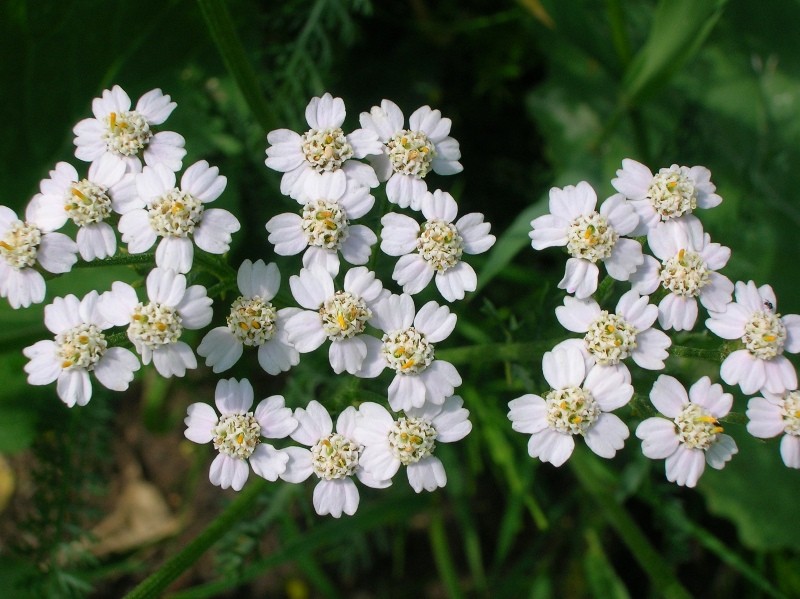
[605,0,632,66]
[429,508,465,599]
[570,448,692,599]
[196,0,277,132]
[595,275,616,305]
[193,250,237,282]
[74,252,156,268]
[123,478,270,599]
[436,341,557,365]
[670,344,724,362]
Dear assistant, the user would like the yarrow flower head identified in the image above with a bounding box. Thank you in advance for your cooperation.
[73,85,186,173]
[284,265,385,374]
[265,93,384,201]
[359,100,463,210]
[27,156,138,261]
[197,259,300,375]
[747,388,800,469]
[279,401,388,517]
[529,181,643,299]
[636,375,737,488]
[355,293,462,411]
[555,290,671,378]
[706,281,800,395]
[118,160,240,274]
[184,378,297,491]
[23,291,140,407]
[380,190,495,301]
[99,267,213,378]
[0,204,78,309]
[611,159,722,235]
[508,343,633,466]
[354,396,472,493]
[631,215,733,331]
[266,173,377,276]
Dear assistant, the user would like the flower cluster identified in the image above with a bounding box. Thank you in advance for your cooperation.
[14,84,798,522]
[10,89,491,519]
[517,158,800,486]
[180,93,487,515]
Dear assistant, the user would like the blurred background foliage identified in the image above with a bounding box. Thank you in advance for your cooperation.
[2,0,800,597]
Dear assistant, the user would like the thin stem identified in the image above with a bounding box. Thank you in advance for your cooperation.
[605,0,632,66]
[123,478,271,599]
[196,0,277,132]
[670,344,724,362]
[193,250,237,282]
[74,252,155,268]
[436,341,558,365]
[429,507,465,599]
[570,447,693,599]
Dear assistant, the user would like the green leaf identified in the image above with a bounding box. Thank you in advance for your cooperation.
[621,0,728,107]
[584,528,631,599]
[476,194,549,293]
[698,424,800,551]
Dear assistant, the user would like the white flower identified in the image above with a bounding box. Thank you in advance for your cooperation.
[631,215,733,331]
[197,259,300,374]
[747,389,800,468]
[118,160,240,273]
[26,156,138,261]
[355,293,462,411]
[636,375,737,487]
[73,85,186,172]
[380,190,495,301]
[284,265,384,374]
[706,281,800,395]
[266,172,377,276]
[23,292,140,407]
[0,204,78,309]
[508,344,632,466]
[265,93,384,201]
[555,289,671,379]
[359,100,462,210]
[279,401,388,517]
[99,267,213,377]
[354,396,472,493]
[611,159,722,235]
[529,182,642,299]
[184,378,296,491]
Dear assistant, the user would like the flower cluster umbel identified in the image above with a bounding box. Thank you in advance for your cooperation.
[14,88,491,518]
[15,85,796,514]
[516,159,800,486]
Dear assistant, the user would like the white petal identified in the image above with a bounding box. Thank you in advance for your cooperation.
[197,327,243,373]
[508,394,548,435]
[215,377,255,415]
[152,342,196,378]
[407,457,447,493]
[184,402,218,444]
[649,375,688,417]
[56,369,92,407]
[155,236,194,273]
[636,417,680,459]
[313,478,360,517]
[705,434,737,470]
[279,446,314,483]
[665,445,705,487]
[558,258,598,299]
[250,444,289,481]
[414,301,456,342]
[93,347,140,391]
[584,413,629,458]
[527,428,575,466]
